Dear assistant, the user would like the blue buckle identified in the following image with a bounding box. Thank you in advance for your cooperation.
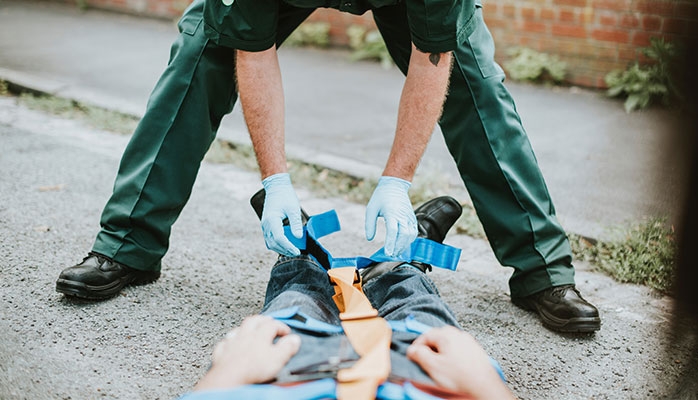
[282,210,461,272]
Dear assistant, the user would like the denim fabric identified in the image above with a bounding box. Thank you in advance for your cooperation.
[261,256,460,384]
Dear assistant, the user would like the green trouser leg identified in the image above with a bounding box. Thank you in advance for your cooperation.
[92,0,313,271]
[373,5,575,298]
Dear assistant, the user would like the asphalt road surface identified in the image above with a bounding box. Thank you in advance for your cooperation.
[0,96,691,399]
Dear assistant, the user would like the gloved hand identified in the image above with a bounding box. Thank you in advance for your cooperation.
[261,173,304,256]
[365,176,418,257]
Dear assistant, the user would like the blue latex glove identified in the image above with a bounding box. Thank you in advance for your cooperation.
[261,173,304,256]
[365,176,418,257]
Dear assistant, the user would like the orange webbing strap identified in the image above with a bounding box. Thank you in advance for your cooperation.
[327,267,392,400]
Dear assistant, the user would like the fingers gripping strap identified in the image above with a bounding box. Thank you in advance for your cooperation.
[282,210,462,271]
[328,267,391,400]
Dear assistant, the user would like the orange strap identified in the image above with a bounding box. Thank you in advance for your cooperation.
[327,267,392,400]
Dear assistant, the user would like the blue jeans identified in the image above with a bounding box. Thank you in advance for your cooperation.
[262,255,461,384]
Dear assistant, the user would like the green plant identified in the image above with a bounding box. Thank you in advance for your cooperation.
[346,25,393,69]
[0,80,9,96]
[503,47,567,83]
[569,218,676,293]
[605,38,679,112]
[285,22,331,48]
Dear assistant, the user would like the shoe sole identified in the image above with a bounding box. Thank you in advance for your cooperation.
[513,298,601,333]
[56,271,160,300]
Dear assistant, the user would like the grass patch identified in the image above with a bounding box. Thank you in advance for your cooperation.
[0,80,9,96]
[569,218,676,293]
[453,204,486,239]
[15,91,139,135]
[203,139,259,171]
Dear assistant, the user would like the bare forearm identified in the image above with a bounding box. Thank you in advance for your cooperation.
[236,47,287,179]
[383,45,452,180]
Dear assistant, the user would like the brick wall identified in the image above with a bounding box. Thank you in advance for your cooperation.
[67,0,190,19]
[483,0,698,87]
[54,0,697,88]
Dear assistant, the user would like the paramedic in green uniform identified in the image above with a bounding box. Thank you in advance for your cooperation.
[55,0,601,333]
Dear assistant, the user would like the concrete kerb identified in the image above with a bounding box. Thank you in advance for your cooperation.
[0,70,384,184]
[0,70,605,247]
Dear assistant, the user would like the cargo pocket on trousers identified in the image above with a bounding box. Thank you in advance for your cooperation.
[465,5,504,79]
[177,1,203,36]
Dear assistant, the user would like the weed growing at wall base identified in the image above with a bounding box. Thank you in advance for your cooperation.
[605,38,680,112]
[503,47,567,84]
[285,22,331,48]
[347,25,393,69]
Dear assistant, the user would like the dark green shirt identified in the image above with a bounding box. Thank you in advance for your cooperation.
[203,0,475,54]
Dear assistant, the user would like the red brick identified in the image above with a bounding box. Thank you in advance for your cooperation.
[554,0,589,6]
[521,7,536,19]
[631,31,653,46]
[634,0,675,16]
[518,36,537,47]
[522,20,548,33]
[618,45,638,62]
[619,13,640,29]
[540,8,556,20]
[552,24,588,38]
[662,18,685,35]
[559,9,577,22]
[484,16,509,29]
[592,0,630,11]
[577,42,618,59]
[591,28,630,43]
[569,75,596,88]
[642,15,662,31]
[503,4,516,17]
[599,14,617,26]
[550,38,579,55]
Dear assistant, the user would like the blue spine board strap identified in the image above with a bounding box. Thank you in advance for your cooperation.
[178,379,449,400]
[282,210,461,271]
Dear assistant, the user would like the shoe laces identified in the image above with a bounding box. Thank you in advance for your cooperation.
[549,284,576,298]
[86,251,110,265]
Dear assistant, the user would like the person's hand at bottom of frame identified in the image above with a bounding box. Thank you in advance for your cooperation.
[407,326,517,400]
[261,173,304,256]
[194,315,301,391]
[365,176,418,257]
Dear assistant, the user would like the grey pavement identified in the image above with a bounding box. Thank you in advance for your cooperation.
[0,92,692,399]
[0,2,695,399]
[0,0,692,241]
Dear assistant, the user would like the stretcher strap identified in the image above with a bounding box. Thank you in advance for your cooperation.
[278,209,462,399]
[328,267,392,400]
[180,378,445,400]
[283,210,462,272]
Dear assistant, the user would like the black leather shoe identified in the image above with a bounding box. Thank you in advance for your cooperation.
[56,252,160,300]
[361,196,463,282]
[414,196,463,243]
[250,188,309,224]
[512,285,601,333]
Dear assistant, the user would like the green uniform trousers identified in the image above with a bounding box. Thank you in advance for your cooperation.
[93,0,575,298]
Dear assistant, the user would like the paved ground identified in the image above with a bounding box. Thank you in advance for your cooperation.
[0,0,692,240]
[0,95,693,399]
[0,1,696,399]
